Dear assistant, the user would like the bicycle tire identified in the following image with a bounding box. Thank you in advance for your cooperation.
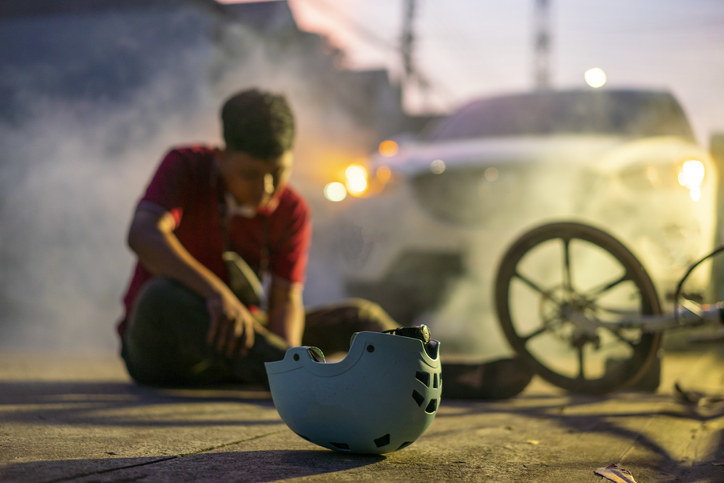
[495,221,662,394]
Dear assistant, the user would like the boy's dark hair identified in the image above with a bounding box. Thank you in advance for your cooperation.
[221,89,295,159]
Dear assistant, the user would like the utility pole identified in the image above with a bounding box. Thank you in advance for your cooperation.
[534,0,551,89]
[400,0,430,110]
[401,0,416,86]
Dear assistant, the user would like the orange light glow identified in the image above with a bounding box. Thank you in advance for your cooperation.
[378,140,399,157]
[345,163,368,196]
[376,165,392,184]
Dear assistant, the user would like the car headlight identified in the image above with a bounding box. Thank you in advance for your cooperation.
[619,159,707,201]
[324,163,397,202]
[324,181,348,202]
[322,163,370,202]
[345,163,369,196]
[677,159,705,201]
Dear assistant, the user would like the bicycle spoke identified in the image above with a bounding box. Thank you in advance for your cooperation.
[600,326,638,349]
[562,237,573,292]
[585,273,630,299]
[521,324,548,344]
[513,270,561,305]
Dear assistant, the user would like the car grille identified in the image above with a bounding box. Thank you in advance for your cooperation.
[410,164,528,227]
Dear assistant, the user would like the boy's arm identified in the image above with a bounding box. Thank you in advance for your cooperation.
[266,278,305,347]
[127,203,260,356]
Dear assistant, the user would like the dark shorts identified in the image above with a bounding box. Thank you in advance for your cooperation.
[121,278,398,387]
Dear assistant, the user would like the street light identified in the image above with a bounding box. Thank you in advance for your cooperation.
[584,67,607,88]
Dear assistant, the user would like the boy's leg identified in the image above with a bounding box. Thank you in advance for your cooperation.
[122,278,287,387]
[441,358,534,400]
[302,297,533,400]
[122,278,227,386]
[302,298,398,354]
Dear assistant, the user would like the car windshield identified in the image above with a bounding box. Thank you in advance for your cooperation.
[422,90,695,142]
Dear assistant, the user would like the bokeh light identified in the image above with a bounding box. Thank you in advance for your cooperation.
[345,163,369,196]
[584,67,607,88]
[376,165,392,184]
[678,159,705,201]
[324,181,347,202]
[430,159,446,174]
[378,140,399,157]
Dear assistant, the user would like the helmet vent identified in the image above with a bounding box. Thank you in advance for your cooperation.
[397,441,413,450]
[374,433,390,448]
[307,347,325,362]
[330,442,351,451]
[425,398,438,414]
[416,371,431,387]
[433,372,440,388]
[425,339,439,359]
[412,390,425,407]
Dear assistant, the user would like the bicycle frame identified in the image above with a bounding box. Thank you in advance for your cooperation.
[564,302,724,333]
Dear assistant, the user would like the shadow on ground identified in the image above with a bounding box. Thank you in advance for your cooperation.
[0,450,385,482]
[0,381,276,427]
[436,390,724,480]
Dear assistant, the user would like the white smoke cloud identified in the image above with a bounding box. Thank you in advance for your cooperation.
[0,64,216,353]
[0,12,390,354]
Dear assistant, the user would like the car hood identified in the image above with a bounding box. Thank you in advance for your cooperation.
[372,135,697,176]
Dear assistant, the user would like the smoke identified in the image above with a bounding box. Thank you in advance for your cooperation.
[415,278,513,360]
[0,67,211,353]
[0,10,384,354]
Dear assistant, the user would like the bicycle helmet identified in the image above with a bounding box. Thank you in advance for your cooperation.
[265,326,442,454]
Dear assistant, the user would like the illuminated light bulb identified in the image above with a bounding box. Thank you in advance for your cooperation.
[324,182,347,202]
[678,159,705,201]
[584,67,607,88]
[376,165,392,184]
[678,160,705,187]
[430,159,446,174]
[345,164,369,196]
[378,140,399,157]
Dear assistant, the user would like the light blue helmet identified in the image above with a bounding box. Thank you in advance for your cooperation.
[265,326,442,454]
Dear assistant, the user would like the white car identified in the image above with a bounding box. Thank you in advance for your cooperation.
[326,88,718,355]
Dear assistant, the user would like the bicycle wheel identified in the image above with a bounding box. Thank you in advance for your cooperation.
[495,222,662,394]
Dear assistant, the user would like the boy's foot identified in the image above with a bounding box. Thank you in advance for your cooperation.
[441,357,534,400]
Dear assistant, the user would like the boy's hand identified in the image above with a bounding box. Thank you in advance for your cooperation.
[206,287,258,357]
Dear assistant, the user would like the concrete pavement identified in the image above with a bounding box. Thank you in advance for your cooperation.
[1,348,723,482]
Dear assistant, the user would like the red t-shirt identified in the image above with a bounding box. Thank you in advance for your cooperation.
[117,145,311,335]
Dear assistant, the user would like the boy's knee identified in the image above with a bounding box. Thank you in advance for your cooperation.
[129,278,207,333]
[345,298,398,331]
[137,278,199,304]
[136,277,203,310]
